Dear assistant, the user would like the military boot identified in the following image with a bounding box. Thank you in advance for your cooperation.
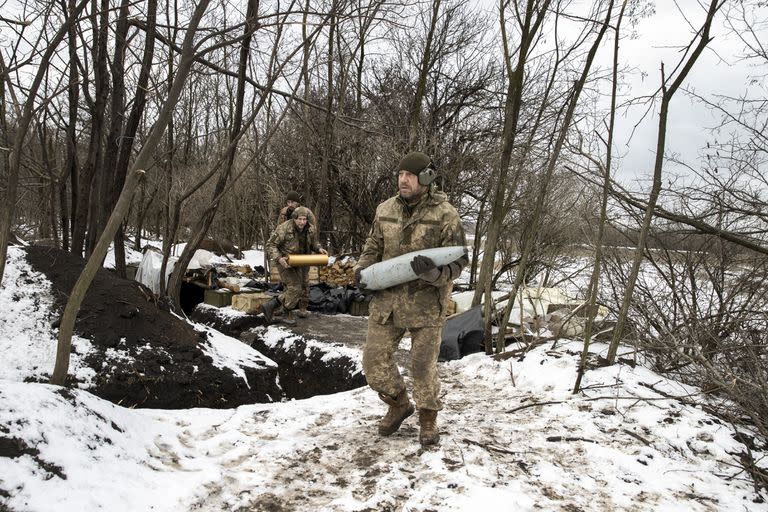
[377,390,415,436]
[281,309,297,326]
[418,409,439,447]
[297,298,309,318]
[261,298,280,323]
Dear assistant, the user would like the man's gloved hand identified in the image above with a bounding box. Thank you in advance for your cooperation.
[410,255,437,274]
[353,267,367,290]
[410,255,440,282]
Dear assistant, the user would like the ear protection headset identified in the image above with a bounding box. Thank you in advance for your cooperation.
[418,162,437,186]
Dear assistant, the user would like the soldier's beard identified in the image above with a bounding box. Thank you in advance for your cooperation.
[399,188,426,204]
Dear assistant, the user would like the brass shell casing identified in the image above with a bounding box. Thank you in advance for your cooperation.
[286,254,329,267]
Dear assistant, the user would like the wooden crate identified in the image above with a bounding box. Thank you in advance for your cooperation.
[232,292,273,314]
[204,288,233,307]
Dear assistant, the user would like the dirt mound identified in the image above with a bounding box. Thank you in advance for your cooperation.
[23,246,280,409]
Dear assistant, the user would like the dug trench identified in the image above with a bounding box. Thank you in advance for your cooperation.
[190,306,368,399]
[21,245,365,408]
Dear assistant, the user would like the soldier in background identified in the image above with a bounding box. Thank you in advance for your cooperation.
[263,207,327,325]
[275,191,318,316]
[277,190,317,226]
[353,151,467,447]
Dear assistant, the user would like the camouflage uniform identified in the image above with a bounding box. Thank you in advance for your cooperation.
[277,206,317,311]
[356,190,466,411]
[266,219,322,310]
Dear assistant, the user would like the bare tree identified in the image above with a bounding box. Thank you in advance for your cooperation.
[164,0,260,307]
[494,0,615,353]
[573,0,628,393]
[471,0,552,347]
[407,0,441,149]
[51,0,212,385]
[605,0,725,364]
[0,0,90,285]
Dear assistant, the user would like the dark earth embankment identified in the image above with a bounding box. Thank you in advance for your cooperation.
[23,246,281,409]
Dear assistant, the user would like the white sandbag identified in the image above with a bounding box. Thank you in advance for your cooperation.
[134,250,159,293]
[359,246,467,291]
[188,249,214,270]
[135,250,177,295]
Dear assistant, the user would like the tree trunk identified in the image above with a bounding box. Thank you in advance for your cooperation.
[574,0,627,394]
[107,0,157,276]
[50,0,212,384]
[97,0,130,275]
[495,2,614,354]
[50,169,146,385]
[605,0,721,363]
[474,0,551,353]
[78,0,110,258]
[0,0,90,284]
[318,0,338,249]
[63,0,80,253]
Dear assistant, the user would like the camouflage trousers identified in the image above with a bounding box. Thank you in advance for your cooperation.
[277,265,309,310]
[362,319,443,411]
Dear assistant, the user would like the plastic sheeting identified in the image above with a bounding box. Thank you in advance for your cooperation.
[439,306,484,361]
[134,249,218,294]
[135,250,175,295]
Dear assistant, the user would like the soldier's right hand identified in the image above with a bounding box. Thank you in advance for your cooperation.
[278,256,289,269]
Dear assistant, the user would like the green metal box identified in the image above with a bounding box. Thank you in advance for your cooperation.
[204,288,233,307]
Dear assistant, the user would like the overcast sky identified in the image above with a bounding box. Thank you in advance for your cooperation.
[471,1,764,185]
[598,1,763,184]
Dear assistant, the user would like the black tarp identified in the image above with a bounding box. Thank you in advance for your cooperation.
[308,284,369,314]
[439,306,484,361]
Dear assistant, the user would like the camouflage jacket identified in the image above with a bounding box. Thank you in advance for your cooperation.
[357,190,467,328]
[266,220,322,263]
[277,205,317,226]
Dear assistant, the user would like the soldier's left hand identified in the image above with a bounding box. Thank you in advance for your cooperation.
[410,255,437,275]
[319,248,328,255]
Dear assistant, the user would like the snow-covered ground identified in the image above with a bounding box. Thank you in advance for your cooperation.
[2,247,767,511]
[0,248,96,385]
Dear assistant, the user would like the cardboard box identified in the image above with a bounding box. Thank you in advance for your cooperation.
[232,292,273,314]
